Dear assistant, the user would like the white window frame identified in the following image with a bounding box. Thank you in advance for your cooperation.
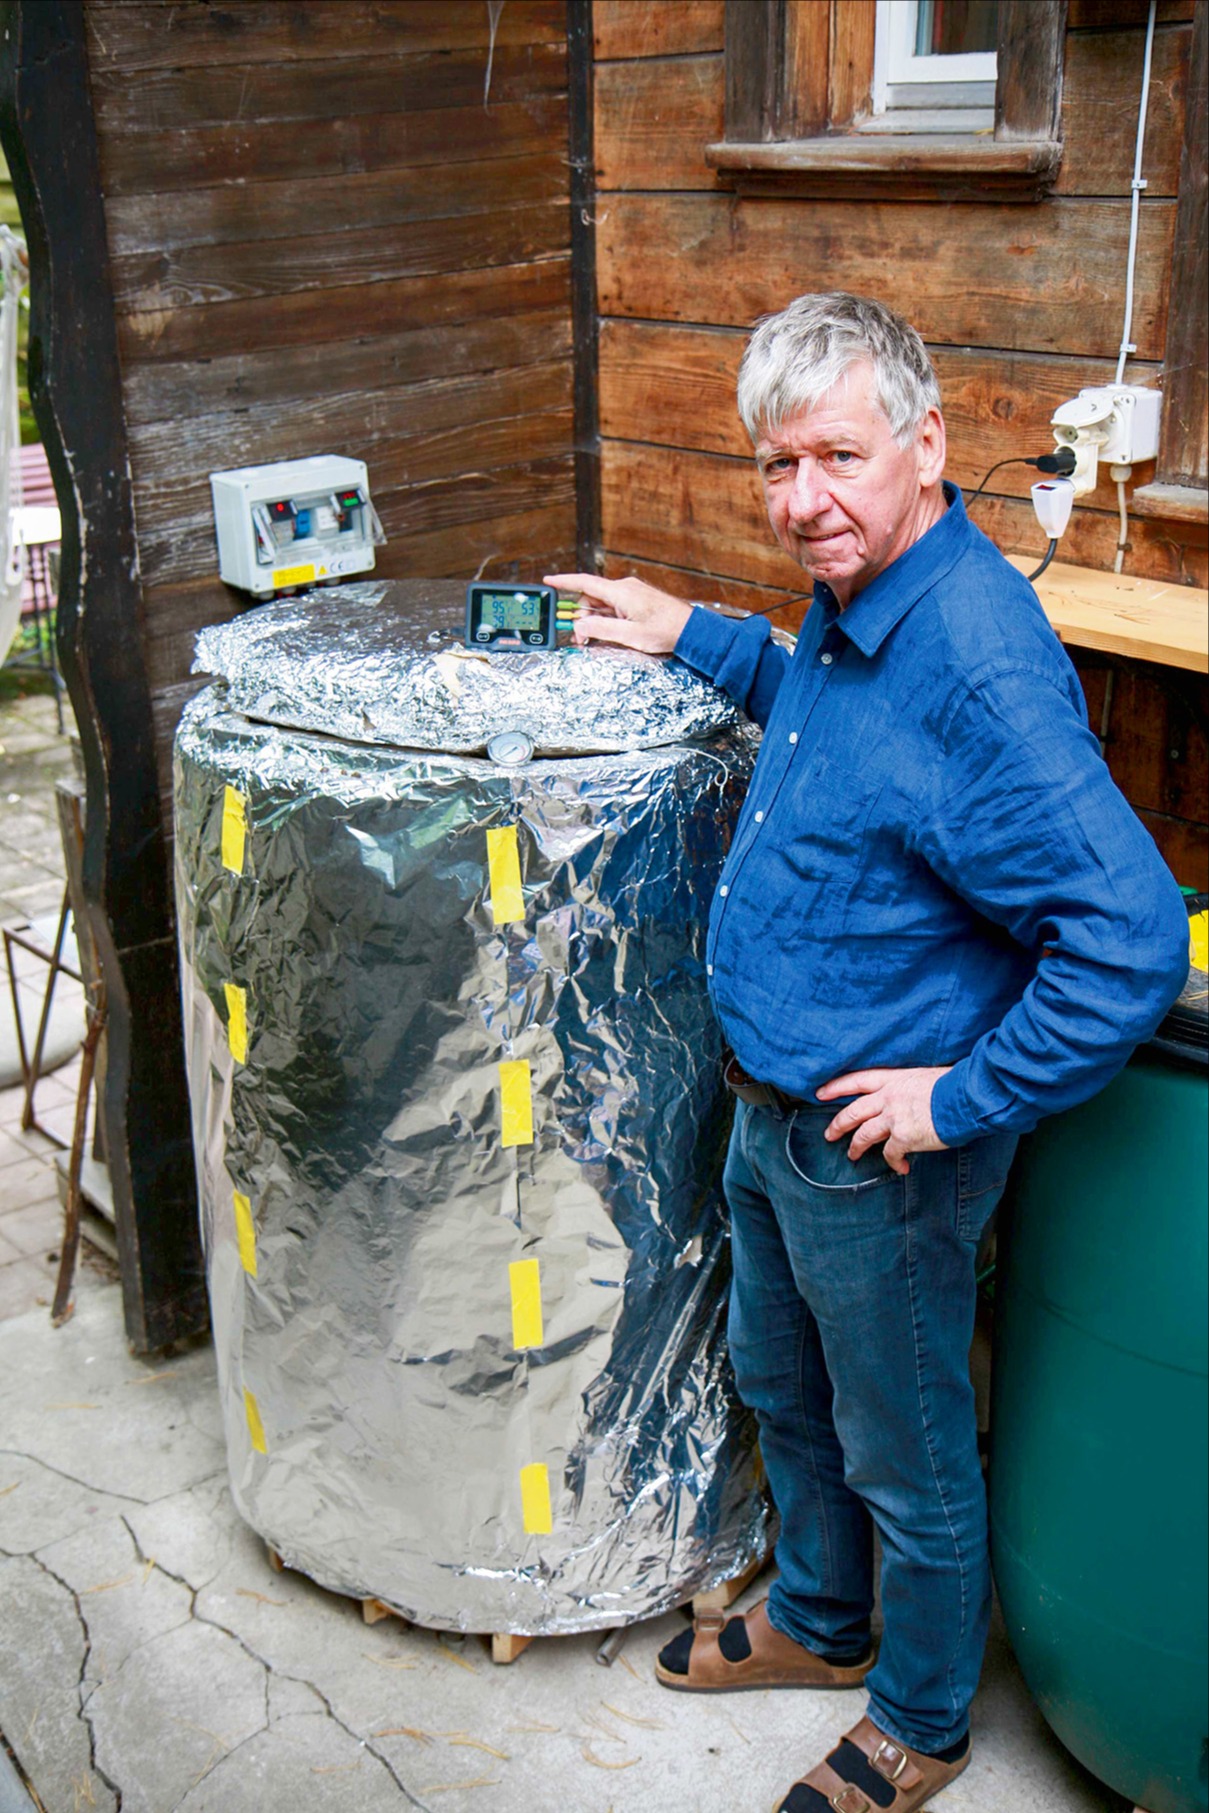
[867,0,998,133]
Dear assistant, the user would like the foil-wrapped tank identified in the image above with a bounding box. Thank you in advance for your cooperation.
[174,581,772,1634]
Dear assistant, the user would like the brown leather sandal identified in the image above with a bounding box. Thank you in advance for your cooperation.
[773,1714,971,1812]
[654,1598,874,1693]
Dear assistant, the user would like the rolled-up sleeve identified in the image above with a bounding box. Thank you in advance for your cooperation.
[924,663,1191,1145]
[673,608,790,729]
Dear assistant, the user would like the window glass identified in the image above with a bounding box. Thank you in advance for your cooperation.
[915,1,1000,59]
[871,0,998,127]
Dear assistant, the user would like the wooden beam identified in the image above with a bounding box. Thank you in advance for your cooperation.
[828,0,876,130]
[0,0,206,1351]
[995,0,1068,143]
[1129,483,1209,524]
[705,132,1062,200]
[724,0,783,143]
[1156,0,1207,487]
[779,0,831,140]
[568,0,601,569]
[597,193,1174,360]
[594,0,723,59]
[1006,558,1209,672]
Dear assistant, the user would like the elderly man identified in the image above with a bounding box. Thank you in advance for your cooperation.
[547,292,1189,1813]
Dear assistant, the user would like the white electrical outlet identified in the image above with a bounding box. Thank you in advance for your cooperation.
[1050,385,1162,493]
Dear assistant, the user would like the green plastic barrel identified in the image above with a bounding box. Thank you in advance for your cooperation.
[991,940,1208,1813]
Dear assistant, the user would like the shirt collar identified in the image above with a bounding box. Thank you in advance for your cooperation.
[815,482,972,656]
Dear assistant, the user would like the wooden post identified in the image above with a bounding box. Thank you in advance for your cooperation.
[567,0,600,572]
[0,0,207,1352]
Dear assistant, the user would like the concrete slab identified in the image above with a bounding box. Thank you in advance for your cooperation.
[174,1707,414,1812]
[87,1619,266,1813]
[0,1744,36,1813]
[0,1553,117,1813]
[0,1291,226,1501]
[0,1254,55,1320]
[0,1281,1134,1813]
[0,1451,141,1556]
[40,1515,194,1696]
[126,1474,241,1596]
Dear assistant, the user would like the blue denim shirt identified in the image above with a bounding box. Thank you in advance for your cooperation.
[674,484,1190,1146]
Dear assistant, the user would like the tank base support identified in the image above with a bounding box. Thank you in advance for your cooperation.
[691,1553,767,1618]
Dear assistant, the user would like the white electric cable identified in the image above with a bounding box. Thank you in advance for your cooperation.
[1115,0,1157,384]
[1113,474,1130,574]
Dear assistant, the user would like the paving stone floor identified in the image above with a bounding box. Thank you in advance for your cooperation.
[0,683,1133,1813]
[0,684,89,1325]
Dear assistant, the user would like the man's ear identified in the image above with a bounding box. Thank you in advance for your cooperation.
[917,407,947,490]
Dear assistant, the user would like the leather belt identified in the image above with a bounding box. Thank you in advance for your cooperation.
[723,1053,810,1121]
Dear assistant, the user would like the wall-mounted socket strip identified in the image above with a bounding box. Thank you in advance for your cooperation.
[1050,385,1162,495]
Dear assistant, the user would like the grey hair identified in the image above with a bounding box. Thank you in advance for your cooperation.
[737,292,941,447]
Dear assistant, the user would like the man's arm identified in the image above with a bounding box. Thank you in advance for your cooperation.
[919,663,1188,1145]
[819,662,1190,1168]
[545,572,792,728]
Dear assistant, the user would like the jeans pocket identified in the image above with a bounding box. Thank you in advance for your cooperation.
[955,1131,1019,1241]
[784,1106,900,1193]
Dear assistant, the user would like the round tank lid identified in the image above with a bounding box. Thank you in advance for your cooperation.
[192,582,743,756]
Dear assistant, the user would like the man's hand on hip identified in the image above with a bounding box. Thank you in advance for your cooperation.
[816,1067,952,1176]
[543,571,692,656]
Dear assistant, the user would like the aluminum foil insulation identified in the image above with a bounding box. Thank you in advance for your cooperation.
[175,584,771,1634]
[192,583,745,757]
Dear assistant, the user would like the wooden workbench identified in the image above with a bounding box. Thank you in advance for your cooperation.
[1008,557,1209,674]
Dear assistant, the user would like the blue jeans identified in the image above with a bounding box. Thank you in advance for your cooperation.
[725,1098,1016,1755]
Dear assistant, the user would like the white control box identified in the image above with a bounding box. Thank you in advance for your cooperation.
[210,454,384,597]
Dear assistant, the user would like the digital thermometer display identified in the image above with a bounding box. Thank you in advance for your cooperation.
[465,583,558,651]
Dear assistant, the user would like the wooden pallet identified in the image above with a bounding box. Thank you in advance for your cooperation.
[265,1543,768,1664]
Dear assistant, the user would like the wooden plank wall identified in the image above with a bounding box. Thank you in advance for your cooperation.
[83,0,576,818]
[591,0,1208,886]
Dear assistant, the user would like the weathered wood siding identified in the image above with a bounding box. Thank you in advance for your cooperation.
[591,0,1207,886]
[84,0,576,814]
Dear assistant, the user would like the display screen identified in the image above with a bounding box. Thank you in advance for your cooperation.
[465,583,556,650]
[485,589,542,630]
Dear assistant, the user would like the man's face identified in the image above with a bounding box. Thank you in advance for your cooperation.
[755,361,946,607]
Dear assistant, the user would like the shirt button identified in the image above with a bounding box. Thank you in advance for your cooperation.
[821,652,833,666]
[707,963,714,976]
[754,811,764,823]
[789,731,798,744]
[719,885,729,897]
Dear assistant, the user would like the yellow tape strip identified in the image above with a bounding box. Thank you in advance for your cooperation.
[499,1059,533,1148]
[221,785,248,876]
[1190,909,1207,973]
[509,1258,543,1350]
[519,1462,552,1535]
[224,983,248,1065]
[233,1190,257,1277]
[486,825,524,926]
[244,1388,267,1455]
